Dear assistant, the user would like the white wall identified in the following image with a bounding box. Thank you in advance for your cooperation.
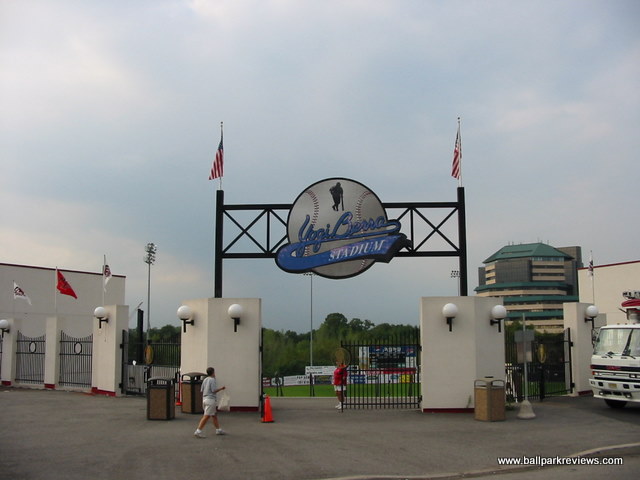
[0,263,125,337]
[180,298,262,411]
[91,305,129,396]
[578,261,640,325]
[563,302,606,395]
[421,296,505,411]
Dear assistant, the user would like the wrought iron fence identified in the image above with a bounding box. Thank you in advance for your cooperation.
[121,330,181,395]
[59,331,93,388]
[341,330,421,409]
[505,328,572,401]
[15,332,46,384]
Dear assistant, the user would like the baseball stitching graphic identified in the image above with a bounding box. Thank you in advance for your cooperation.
[286,178,388,278]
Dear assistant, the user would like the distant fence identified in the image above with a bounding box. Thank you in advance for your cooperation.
[15,332,46,385]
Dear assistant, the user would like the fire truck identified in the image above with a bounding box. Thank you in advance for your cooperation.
[589,291,640,408]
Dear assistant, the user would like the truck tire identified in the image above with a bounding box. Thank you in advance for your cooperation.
[604,399,627,409]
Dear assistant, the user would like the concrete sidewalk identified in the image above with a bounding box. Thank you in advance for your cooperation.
[0,388,638,480]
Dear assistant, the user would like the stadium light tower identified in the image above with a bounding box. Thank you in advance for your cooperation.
[144,243,157,340]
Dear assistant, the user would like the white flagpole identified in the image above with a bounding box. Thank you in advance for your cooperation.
[590,251,596,303]
[102,255,106,306]
[457,117,462,188]
[54,267,58,316]
[218,121,223,191]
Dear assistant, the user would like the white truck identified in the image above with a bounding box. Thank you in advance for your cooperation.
[589,291,640,408]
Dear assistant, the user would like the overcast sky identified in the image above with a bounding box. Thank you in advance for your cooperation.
[1,0,638,332]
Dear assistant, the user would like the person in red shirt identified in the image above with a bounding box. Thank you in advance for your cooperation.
[333,362,348,409]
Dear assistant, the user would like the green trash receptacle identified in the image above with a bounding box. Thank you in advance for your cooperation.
[181,372,206,414]
[147,377,175,420]
[474,377,505,422]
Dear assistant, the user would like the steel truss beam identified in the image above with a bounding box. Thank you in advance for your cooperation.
[214,188,467,297]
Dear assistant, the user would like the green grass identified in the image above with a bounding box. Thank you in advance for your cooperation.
[264,383,421,398]
[264,385,336,397]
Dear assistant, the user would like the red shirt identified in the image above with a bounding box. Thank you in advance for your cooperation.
[333,366,348,386]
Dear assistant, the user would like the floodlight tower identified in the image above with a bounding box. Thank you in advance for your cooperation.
[144,242,157,340]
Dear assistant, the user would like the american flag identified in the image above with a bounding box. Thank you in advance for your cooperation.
[451,122,461,180]
[587,252,594,277]
[209,132,224,180]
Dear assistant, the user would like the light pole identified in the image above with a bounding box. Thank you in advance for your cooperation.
[450,269,460,296]
[144,243,157,342]
[304,272,314,367]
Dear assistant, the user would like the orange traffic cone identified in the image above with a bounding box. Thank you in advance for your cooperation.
[262,395,274,423]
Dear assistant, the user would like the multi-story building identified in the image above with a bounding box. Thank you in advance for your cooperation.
[475,243,582,331]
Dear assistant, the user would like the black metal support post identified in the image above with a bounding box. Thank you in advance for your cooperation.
[456,186,468,296]
[214,189,224,298]
[136,309,144,365]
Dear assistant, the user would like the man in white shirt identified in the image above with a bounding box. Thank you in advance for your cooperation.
[194,367,227,438]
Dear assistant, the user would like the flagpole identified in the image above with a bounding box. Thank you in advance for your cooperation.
[218,121,223,191]
[102,255,106,306]
[457,117,462,188]
[54,267,58,316]
[590,250,596,303]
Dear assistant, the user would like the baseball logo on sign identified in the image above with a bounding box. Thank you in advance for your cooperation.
[275,178,409,279]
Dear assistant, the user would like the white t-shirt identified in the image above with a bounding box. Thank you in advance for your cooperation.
[201,376,217,400]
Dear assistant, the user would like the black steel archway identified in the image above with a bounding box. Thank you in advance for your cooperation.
[213,187,468,297]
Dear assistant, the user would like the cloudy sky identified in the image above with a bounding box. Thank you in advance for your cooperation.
[1,0,638,332]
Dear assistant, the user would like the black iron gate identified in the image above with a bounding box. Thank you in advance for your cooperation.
[341,330,421,409]
[59,331,93,388]
[121,330,181,395]
[15,332,46,385]
[505,328,573,401]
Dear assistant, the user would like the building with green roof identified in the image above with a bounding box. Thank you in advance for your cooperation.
[475,243,582,331]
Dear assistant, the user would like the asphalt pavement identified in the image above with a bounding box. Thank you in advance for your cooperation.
[0,388,638,480]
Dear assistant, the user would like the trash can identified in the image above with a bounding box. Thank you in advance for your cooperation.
[181,372,206,414]
[474,377,505,422]
[147,377,175,420]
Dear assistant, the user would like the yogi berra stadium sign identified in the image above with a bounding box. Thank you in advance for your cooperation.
[275,178,410,279]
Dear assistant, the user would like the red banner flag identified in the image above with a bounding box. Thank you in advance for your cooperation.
[56,270,78,299]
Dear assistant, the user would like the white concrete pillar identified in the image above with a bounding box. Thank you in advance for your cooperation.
[421,296,505,412]
[44,316,61,389]
[179,298,262,411]
[91,305,128,396]
[563,302,606,396]
[0,318,19,386]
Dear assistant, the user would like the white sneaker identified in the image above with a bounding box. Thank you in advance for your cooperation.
[194,430,206,438]
[335,403,342,409]
[216,429,226,435]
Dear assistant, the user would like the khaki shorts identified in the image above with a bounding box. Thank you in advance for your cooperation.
[203,397,217,416]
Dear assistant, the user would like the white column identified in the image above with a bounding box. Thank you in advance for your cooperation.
[0,318,19,386]
[91,305,129,396]
[180,298,262,411]
[44,316,61,389]
[421,296,505,412]
[563,302,606,396]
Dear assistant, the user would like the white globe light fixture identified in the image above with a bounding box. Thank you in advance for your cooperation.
[585,305,599,329]
[228,304,243,333]
[490,304,508,333]
[93,306,109,329]
[0,319,10,338]
[177,305,194,333]
[442,303,459,332]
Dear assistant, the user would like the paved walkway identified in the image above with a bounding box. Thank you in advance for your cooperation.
[0,388,638,480]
